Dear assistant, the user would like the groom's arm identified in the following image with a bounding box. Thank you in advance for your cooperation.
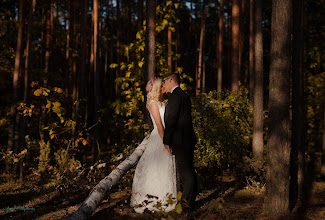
[163,93,181,147]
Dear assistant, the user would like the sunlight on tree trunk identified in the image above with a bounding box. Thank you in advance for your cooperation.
[252,0,263,161]
[249,0,254,101]
[231,0,240,92]
[146,0,156,81]
[217,0,224,93]
[266,0,292,213]
[93,0,99,164]
[69,136,149,220]
[196,0,206,96]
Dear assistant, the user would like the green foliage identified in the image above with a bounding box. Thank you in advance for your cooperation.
[38,141,50,173]
[16,82,88,182]
[53,146,80,187]
[192,87,252,179]
[110,0,192,122]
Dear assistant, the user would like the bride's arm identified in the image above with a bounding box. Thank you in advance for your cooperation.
[149,102,164,140]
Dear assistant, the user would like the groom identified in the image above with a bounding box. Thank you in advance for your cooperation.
[163,74,197,210]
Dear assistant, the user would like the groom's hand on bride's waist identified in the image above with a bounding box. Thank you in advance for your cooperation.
[164,145,172,155]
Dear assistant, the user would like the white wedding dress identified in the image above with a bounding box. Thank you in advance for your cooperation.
[130,101,177,213]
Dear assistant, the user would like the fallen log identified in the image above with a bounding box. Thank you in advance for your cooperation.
[69,135,149,220]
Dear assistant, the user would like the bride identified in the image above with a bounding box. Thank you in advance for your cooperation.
[130,77,177,213]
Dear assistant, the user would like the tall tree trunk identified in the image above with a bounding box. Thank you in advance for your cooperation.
[71,2,78,150]
[168,24,173,73]
[93,0,99,164]
[238,0,245,81]
[77,0,88,164]
[145,0,156,81]
[8,0,24,176]
[137,0,144,31]
[266,0,292,213]
[249,0,254,101]
[196,0,206,96]
[231,0,240,92]
[115,0,121,98]
[252,0,263,160]
[24,0,36,103]
[79,0,87,107]
[217,0,224,93]
[291,0,305,210]
[321,104,325,176]
[65,2,71,96]
[20,0,36,182]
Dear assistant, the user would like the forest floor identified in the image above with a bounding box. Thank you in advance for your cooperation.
[0,175,325,220]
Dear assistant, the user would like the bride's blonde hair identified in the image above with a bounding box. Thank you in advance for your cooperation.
[146,77,162,108]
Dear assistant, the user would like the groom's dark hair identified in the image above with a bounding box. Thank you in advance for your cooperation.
[169,74,181,85]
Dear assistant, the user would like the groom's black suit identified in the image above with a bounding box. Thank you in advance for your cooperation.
[163,87,197,208]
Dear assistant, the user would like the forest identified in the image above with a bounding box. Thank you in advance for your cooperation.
[0,0,324,219]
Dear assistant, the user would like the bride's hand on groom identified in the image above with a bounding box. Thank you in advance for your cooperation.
[164,145,172,155]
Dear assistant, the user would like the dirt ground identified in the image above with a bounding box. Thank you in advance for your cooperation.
[1,176,324,220]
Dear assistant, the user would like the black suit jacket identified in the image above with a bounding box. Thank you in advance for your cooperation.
[163,87,197,153]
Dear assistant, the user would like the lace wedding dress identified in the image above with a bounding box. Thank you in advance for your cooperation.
[130,101,177,213]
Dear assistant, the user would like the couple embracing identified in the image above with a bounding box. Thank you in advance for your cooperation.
[130,74,198,213]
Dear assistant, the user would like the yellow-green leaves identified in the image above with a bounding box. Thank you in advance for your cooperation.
[34,87,50,96]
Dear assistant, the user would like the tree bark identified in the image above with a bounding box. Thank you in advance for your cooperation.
[266,0,292,213]
[8,0,24,178]
[239,0,245,82]
[168,25,173,73]
[291,0,305,211]
[196,0,206,96]
[137,0,144,31]
[252,0,263,160]
[69,136,149,220]
[115,0,121,98]
[217,0,224,93]
[249,0,254,101]
[93,0,99,164]
[8,0,24,153]
[20,0,36,182]
[321,103,325,176]
[24,0,36,103]
[231,0,240,92]
[145,0,156,81]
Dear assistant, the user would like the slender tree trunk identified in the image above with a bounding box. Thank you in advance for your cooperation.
[71,2,78,150]
[253,0,263,160]
[217,0,224,93]
[93,0,99,164]
[168,25,173,73]
[291,0,305,210]
[137,0,144,31]
[115,0,121,98]
[80,0,87,103]
[20,0,36,182]
[196,0,206,96]
[145,0,156,81]
[266,0,292,213]
[249,0,254,101]
[321,103,325,176]
[231,0,240,92]
[8,0,24,177]
[24,0,36,103]
[238,0,245,81]
[66,2,71,96]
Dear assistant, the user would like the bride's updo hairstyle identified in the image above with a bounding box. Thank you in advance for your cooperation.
[146,77,162,108]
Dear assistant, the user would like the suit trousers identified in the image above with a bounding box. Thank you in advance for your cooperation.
[173,146,197,208]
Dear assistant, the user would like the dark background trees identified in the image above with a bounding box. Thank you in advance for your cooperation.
[0,0,324,218]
